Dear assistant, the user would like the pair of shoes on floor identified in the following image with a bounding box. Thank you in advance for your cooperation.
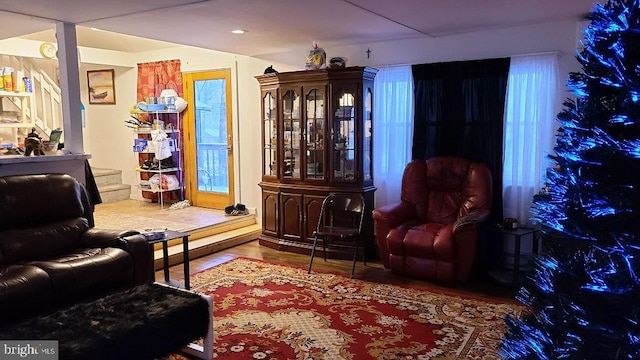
[141,159,152,170]
[157,157,176,169]
[225,203,249,216]
[141,158,176,171]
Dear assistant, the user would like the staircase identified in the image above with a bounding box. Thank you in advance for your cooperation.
[92,168,132,203]
[0,55,63,138]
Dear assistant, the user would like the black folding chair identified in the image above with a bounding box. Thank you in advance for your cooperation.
[307,193,366,278]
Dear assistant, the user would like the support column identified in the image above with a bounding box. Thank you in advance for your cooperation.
[56,22,83,154]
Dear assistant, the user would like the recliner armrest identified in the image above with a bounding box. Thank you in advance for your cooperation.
[453,209,491,233]
[79,228,141,247]
[80,229,153,285]
[116,233,154,285]
[372,202,417,228]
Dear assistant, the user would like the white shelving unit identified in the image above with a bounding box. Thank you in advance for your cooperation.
[132,110,183,209]
[0,90,34,129]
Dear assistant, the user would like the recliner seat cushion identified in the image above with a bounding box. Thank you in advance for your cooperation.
[29,247,133,304]
[404,223,454,261]
[0,264,53,322]
[386,220,423,254]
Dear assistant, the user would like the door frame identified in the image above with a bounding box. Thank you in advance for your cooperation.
[182,69,235,209]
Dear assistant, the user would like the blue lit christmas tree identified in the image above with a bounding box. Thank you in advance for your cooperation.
[501,1,640,358]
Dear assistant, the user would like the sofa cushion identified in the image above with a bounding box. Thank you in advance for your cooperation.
[0,218,89,264]
[29,247,134,305]
[0,264,53,323]
[0,174,87,230]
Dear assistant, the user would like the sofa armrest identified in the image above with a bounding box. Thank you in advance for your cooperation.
[452,209,491,234]
[373,202,417,268]
[80,229,153,285]
[79,228,141,247]
[372,202,417,228]
[451,209,490,282]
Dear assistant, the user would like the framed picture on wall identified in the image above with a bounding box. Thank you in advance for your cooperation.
[87,69,116,104]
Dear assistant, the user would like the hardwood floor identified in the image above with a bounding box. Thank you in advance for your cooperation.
[100,200,518,300]
[158,239,520,301]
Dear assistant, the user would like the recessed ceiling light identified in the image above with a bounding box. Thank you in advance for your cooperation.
[231,29,247,35]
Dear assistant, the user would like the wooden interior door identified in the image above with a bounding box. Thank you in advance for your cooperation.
[183,69,234,209]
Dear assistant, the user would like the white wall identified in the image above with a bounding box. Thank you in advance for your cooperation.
[81,63,138,188]
[81,44,295,218]
[76,17,585,224]
[260,19,583,90]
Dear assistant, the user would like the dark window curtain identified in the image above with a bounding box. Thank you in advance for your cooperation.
[411,58,510,222]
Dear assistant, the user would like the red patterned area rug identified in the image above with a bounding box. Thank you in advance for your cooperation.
[170,258,527,360]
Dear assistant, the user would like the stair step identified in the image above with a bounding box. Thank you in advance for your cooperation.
[153,224,262,270]
[98,183,131,204]
[150,214,256,250]
[92,168,123,187]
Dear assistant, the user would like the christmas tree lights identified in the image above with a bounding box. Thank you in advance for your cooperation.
[501,1,640,358]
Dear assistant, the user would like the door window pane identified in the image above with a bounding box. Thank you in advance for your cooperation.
[194,79,229,193]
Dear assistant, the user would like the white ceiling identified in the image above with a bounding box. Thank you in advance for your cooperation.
[0,0,599,57]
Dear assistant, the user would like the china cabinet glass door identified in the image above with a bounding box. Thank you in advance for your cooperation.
[282,90,301,179]
[363,88,373,182]
[305,88,325,180]
[263,91,277,177]
[332,90,356,182]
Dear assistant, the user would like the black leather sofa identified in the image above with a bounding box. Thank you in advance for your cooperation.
[0,174,153,324]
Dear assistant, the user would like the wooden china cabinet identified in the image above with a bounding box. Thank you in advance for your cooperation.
[256,66,378,259]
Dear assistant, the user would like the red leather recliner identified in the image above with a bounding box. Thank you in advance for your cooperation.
[372,157,492,284]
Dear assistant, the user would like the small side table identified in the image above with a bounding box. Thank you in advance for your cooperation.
[146,230,191,289]
[489,226,540,285]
